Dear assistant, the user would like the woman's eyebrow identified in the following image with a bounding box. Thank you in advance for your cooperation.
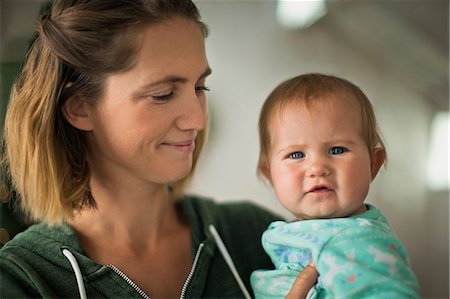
[199,66,212,80]
[134,66,212,95]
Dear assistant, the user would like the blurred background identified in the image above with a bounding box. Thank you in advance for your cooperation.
[1,0,448,298]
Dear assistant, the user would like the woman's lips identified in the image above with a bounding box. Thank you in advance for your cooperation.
[160,140,196,153]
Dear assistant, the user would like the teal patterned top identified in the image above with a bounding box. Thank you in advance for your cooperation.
[251,204,420,299]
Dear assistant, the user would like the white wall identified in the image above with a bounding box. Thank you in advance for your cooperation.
[189,1,449,298]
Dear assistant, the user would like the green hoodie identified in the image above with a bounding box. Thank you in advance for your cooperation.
[0,195,281,298]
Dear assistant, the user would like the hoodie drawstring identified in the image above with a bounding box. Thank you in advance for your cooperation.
[62,248,87,299]
[61,227,252,299]
[209,225,252,299]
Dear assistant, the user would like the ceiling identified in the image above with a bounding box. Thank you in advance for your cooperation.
[315,0,449,110]
[1,0,449,110]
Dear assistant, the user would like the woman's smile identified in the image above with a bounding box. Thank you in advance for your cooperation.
[160,139,196,153]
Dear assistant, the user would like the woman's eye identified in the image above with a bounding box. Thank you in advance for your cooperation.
[195,85,210,95]
[288,152,305,159]
[329,146,347,155]
[152,92,174,102]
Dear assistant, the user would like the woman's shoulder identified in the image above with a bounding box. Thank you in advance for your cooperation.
[181,194,283,226]
[1,222,79,259]
[180,194,283,253]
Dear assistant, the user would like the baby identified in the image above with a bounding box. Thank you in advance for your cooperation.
[250,73,420,298]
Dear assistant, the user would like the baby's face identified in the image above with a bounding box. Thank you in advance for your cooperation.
[267,96,373,220]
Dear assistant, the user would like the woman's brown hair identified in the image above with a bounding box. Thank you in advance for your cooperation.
[2,0,209,224]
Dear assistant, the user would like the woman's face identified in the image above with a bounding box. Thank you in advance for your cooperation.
[84,17,210,187]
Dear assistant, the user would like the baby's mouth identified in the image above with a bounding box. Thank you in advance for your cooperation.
[308,185,333,193]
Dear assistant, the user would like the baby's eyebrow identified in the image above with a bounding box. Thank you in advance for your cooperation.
[329,139,357,145]
[275,144,306,155]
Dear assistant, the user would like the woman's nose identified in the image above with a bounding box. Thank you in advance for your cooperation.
[176,92,207,131]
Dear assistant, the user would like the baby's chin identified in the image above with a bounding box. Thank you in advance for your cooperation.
[293,205,367,220]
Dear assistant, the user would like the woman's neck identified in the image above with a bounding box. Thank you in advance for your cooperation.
[69,178,182,255]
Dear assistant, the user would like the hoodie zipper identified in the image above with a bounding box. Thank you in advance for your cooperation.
[107,264,150,299]
[180,243,205,299]
[107,243,204,299]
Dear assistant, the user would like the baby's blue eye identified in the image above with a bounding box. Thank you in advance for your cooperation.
[329,147,347,155]
[288,152,305,159]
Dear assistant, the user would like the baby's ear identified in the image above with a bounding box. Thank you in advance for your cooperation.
[370,148,386,180]
[258,164,273,185]
[62,95,94,131]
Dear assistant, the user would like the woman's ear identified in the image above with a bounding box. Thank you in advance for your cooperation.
[370,148,386,180]
[62,95,94,131]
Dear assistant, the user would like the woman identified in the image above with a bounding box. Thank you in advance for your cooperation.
[0,0,316,298]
